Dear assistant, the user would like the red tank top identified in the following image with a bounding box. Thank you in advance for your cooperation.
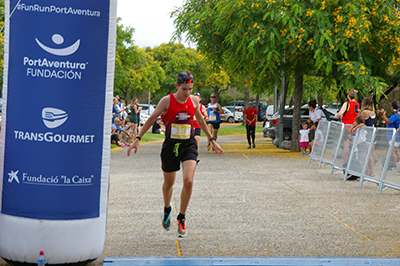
[161,93,195,141]
[193,104,203,129]
[342,101,360,125]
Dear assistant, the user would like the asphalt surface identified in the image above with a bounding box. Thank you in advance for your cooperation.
[1,131,400,265]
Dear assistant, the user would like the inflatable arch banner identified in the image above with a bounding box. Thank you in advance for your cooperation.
[0,0,116,263]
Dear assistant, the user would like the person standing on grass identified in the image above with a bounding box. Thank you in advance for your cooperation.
[127,71,224,238]
[207,93,224,151]
[244,101,258,149]
[127,98,142,138]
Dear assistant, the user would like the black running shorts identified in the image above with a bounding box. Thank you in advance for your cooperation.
[210,121,220,130]
[161,138,198,172]
[194,128,201,136]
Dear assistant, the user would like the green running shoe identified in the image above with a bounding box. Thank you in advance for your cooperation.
[162,206,173,231]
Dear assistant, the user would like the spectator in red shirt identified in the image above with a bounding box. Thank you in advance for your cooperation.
[244,101,258,148]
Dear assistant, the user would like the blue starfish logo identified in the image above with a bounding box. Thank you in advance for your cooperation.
[8,170,20,184]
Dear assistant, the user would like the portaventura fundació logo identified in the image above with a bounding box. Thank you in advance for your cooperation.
[35,34,80,56]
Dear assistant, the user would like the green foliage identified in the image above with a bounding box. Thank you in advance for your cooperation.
[114,19,165,101]
[147,42,239,102]
[173,0,400,99]
[148,43,209,100]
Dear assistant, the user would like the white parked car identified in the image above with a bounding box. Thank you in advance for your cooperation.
[140,113,150,126]
[221,107,242,123]
[224,105,243,113]
[138,104,156,116]
[325,103,341,114]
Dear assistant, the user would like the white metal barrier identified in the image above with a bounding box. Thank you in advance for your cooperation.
[308,121,400,194]
[308,120,330,167]
[344,126,375,181]
[370,128,400,194]
[330,123,353,174]
[318,121,344,169]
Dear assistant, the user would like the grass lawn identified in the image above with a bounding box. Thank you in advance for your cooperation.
[205,123,263,137]
[112,123,264,149]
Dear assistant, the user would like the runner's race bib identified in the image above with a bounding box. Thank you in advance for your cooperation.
[209,115,216,121]
[171,124,191,139]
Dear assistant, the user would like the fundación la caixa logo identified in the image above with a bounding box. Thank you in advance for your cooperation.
[8,170,20,184]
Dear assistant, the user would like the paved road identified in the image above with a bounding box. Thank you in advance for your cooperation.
[1,133,400,265]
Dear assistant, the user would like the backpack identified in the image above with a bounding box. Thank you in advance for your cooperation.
[316,106,335,121]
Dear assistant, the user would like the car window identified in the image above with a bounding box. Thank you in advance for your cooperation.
[301,109,309,115]
[227,101,244,107]
[281,108,309,116]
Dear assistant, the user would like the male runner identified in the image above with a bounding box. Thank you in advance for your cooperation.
[207,93,224,150]
[193,92,209,152]
[127,71,224,238]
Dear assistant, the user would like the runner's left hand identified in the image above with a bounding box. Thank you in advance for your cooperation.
[127,139,139,156]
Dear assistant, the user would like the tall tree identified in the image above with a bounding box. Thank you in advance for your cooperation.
[114,20,165,102]
[173,0,400,151]
[148,43,208,101]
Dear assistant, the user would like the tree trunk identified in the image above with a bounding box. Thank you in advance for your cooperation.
[244,86,250,109]
[317,95,323,107]
[284,72,290,107]
[288,95,294,107]
[243,86,250,125]
[124,88,130,105]
[291,67,303,152]
[255,94,260,121]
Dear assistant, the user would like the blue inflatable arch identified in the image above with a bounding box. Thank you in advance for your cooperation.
[0,0,116,263]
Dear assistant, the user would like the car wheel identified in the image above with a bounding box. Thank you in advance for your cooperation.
[283,129,292,141]
[227,116,235,123]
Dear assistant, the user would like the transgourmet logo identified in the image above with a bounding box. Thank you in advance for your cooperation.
[13,107,95,144]
[42,107,68,129]
[36,34,80,56]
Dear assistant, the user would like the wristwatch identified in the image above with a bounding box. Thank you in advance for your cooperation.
[209,137,215,142]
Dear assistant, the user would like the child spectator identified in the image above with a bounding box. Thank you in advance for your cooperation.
[299,122,310,155]
[345,115,367,180]
[348,115,367,151]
